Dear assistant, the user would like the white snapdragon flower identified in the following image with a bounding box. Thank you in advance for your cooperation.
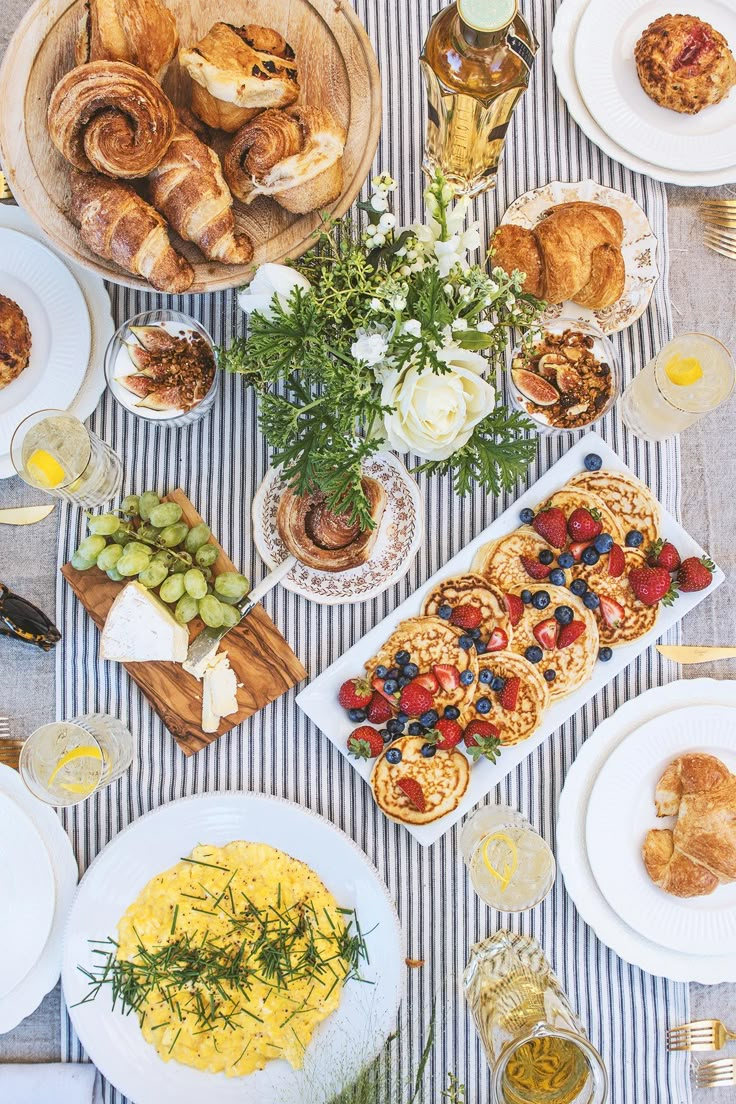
[476,320,493,332]
[452,317,468,331]
[351,326,390,367]
[390,293,407,312]
[237,263,311,320]
[402,319,422,337]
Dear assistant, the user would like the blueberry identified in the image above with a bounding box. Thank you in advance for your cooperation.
[479,669,493,685]
[570,578,587,596]
[444,705,460,720]
[625,529,644,548]
[544,668,557,683]
[490,675,505,692]
[387,667,400,680]
[554,605,574,625]
[419,710,439,727]
[459,634,474,650]
[584,452,603,471]
[525,645,544,664]
[383,678,398,694]
[583,591,600,610]
[476,697,492,714]
[531,590,550,610]
[420,743,437,758]
[469,627,482,639]
[408,722,425,736]
[438,604,453,620]
[387,718,405,735]
[397,711,409,725]
[581,547,600,566]
[395,650,410,666]
[475,640,487,654]
[375,665,388,679]
[397,675,412,688]
[460,669,475,686]
[539,549,554,565]
[599,646,613,662]
[558,552,575,569]
[385,748,402,764]
[381,729,394,744]
[521,589,533,604]
[520,507,535,524]
[348,708,367,722]
[594,533,614,554]
[402,663,419,678]
[549,568,566,587]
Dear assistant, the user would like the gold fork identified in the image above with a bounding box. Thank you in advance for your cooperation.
[695,1058,736,1090]
[0,171,11,201]
[668,1019,736,1052]
[703,227,736,260]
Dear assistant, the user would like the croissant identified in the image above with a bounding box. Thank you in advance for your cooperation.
[277,478,387,572]
[179,23,299,133]
[146,123,253,265]
[224,106,346,214]
[69,171,194,293]
[75,0,178,81]
[48,61,177,179]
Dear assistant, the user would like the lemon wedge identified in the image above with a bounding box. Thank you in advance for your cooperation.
[26,449,66,489]
[48,744,103,787]
[664,355,703,388]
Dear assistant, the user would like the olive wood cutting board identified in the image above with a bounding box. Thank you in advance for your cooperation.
[61,489,307,756]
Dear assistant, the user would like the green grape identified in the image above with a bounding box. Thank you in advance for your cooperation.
[152,550,174,569]
[220,604,240,629]
[184,568,207,600]
[97,544,124,572]
[174,594,199,624]
[122,542,152,562]
[184,523,211,555]
[138,491,160,522]
[117,550,152,577]
[214,572,250,601]
[121,494,140,517]
[169,560,188,574]
[176,551,193,567]
[198,594,225,628]
[159,522,190,548]
[77,535,107,563]
[138,561,169,589]
[106,567,124,582]
[201,567,213,582]
[87,513,121,536]
[195,544,218,568]
[111,524,133,546]
[159,574,186,604]
[149,502,183,528]
[71,552,95,571]
[137,524,160,542]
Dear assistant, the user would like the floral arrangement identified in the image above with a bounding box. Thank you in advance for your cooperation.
[222,170,543,528]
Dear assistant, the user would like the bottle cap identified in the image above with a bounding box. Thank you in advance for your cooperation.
[458,0,518,32]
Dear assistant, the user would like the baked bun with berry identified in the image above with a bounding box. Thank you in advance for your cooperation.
[634,14,736,115]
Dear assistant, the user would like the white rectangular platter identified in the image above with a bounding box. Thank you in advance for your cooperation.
[296,433,725,846]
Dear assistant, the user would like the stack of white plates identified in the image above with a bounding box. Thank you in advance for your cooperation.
[553,0,736,186]
[0,763,78,1032]
[557,679,736,983]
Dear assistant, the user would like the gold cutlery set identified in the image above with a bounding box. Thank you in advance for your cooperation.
[668,1020,736,1089]
[702,198,736,261]
[0,717,21,770]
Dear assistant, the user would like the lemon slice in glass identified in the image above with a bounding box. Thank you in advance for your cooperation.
[26,449,66,489]
[664,355,703,388]
[48,743,103,788]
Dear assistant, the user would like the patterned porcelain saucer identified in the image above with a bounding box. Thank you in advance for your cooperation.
[252,453,423,605]
[500,179,660,334]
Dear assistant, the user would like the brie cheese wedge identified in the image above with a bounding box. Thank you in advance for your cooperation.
[100,582,189,663]
[200,651,239,733]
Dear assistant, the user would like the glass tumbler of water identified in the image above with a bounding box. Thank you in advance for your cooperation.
[10,409,123,507]
[19,714,134,807]
[460,804,556,911]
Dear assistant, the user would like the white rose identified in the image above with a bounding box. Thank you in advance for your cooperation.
[380,346,495,461]
[237,263,311,321]
[351,327,390,367]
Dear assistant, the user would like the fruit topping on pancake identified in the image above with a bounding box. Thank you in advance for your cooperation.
[422,574,512,655]
[370,736,470,824]
[509,586,598,702]
[566,469,660,545]
[473,528,570,593]
[463,650,550,746]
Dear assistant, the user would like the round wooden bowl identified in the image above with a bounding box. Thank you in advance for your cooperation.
[0,0,381,294]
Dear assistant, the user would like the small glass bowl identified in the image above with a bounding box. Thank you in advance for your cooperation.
[508,317,620,435]
[104,309,219,430]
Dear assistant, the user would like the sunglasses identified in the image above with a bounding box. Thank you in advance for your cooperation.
[0,584,61,652]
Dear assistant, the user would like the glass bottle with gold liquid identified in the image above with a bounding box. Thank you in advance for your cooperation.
[421,0,538,196]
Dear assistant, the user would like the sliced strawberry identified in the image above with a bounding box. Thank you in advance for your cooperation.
[433,664,460,692]
[372,676,398,704]
[677,555,715,593]
[486,627,509,652]
[366,692,394,725]
[399,682,435,717]
[499,676,520,711]
[533,617,559,650]
[520,555,551,580]
[414,672,439,695]
[607,543,625,578]
[629,564,677,607]
[569,540,593,563]
[598,595,624,628]
[426,717,464,751]
[532,507,568,548]
[450,604,483,630]
[567,508,602,542]
[557,620,586,649]
[464,720,502,763]
[396,776,426,812]
[647,538,681,573]
[504,593,524,627]
[347,726,384,759]
[338,677,373,710]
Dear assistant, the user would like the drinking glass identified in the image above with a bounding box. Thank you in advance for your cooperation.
[460,805,556,911]
[11,409,123,507]
[19,713,134,807]
[621,333,735,441]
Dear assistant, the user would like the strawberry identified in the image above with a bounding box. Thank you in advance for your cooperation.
[499,676,520,711]
[532,507,568,548]
[608,543,625,578]
[486,627,509,651]
[347,726,383,759]
[599,595,625,627]
[533,617,559,650]
[414,672,439,695]
[569,540,593,562]
[677,555,715,593]
[628,564,677,607]
[366,692,394,725]
[338,677,373,710]
[464,720,502,763]
[450,604,483,630]
[567,507,602,542]
[647,539,681,573]
[520,555,551,580]
[557,620,586,649]
[372,677,398,704]
[426,717,464,751]
[399,682,435,717]
[396,776,426,813]
[504,593,524,627]
[433,664,460,692]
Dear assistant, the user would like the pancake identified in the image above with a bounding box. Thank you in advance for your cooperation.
[590,549,659,647]
[370,736,470,825]
[422,574,512,645]
[566,470,660,546]
[365,616,479,714]
[510,586,599,702]
[535,488,625,546]
[472,528,570,594]
[464,650,550,746]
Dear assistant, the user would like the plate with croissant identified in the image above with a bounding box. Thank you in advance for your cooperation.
[585,704,736,957]
[0,0,381,294]
[491,179,659,335]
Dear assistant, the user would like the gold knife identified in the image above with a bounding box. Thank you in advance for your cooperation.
[657,645,736,664]
[0,505,55,525]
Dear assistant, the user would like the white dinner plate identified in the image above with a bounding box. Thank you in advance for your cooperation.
[586,704,736,956]
[575,0,736,173]
[62,792,403,1104]
[558,680,736,984]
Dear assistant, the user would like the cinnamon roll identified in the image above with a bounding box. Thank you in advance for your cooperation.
[75,0,179,82]
[277,478,387,572]
[224,105,346,214]
[48,61,177,179]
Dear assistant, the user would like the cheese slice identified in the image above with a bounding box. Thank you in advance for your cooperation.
[100,582,189,663]
[201,651,239,733]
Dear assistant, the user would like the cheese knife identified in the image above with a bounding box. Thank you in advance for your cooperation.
[183,555,297,674]
[657,645,736,664]
[0,504,55,525]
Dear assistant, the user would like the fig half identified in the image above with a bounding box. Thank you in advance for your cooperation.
[512,369,559,407]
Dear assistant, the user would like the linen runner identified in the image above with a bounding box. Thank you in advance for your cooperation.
[57,1,689,1100]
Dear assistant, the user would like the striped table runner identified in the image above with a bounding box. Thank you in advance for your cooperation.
[57,1,689,1100]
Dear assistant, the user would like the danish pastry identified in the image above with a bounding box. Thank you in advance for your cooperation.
[277,478,386,572]
[75,0,178,82]
[635,15,736,115]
